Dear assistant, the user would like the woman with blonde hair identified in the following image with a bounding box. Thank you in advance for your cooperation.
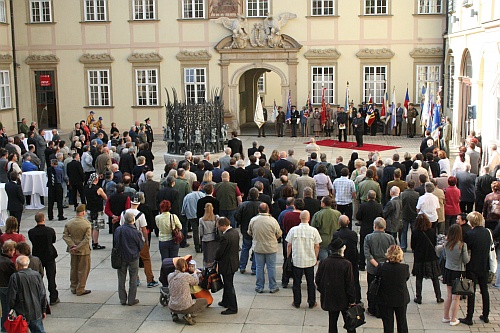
[199,171,215,192]
[198,203,220,267]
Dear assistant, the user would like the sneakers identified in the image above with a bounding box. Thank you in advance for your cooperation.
[441,318,450,323]
[269,288,279,294]
[449,319,460,326]
[183,314,196,325]
[255,288,263,293]
[147,280,159,288]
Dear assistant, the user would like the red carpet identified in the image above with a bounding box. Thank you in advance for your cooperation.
[313,139,401,152]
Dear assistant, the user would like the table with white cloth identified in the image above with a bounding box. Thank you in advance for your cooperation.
[0,183,7,225]
[21,171,48,209]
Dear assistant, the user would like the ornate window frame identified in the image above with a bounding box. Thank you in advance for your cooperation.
[79,53,114,108]
[128,52,163,108]
[176,50,211,103]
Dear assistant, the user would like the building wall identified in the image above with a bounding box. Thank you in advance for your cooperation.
[0,0,445,133]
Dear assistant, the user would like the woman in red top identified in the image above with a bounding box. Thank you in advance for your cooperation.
[0,217,25,245]
[444,177,461,234]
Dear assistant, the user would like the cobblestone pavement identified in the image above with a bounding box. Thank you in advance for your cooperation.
[16,131,498,332]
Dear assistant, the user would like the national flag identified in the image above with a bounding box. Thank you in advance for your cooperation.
[321,87,326,125]
[404,87,410,110]
[344,85,349,113]
[254,92,265,129]
[271,99,278,123]
[431,103,441,132]
[365,95,375,126]
[390,87,397,129]
[285,90,291,123]
[421,82,430,129]
[380,90,387,119]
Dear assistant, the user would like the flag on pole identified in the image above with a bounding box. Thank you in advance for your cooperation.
[421,82,430,129]
[390,87,397,129]
[365,95,375,126]
[254,92,265,129]
[307,92,313,116]
[321,87,326,126]
[404,86,410,119]
[271,99,278,123]
[380,89,387,119]
[345,85,349,113]
[285,90,291,123]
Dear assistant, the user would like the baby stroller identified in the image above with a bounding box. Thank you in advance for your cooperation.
[158,257,179,321]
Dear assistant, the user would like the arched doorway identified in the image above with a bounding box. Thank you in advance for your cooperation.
[458,49,473,142]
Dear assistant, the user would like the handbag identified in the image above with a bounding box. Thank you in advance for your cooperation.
[283,255,293,275]
[170,215,184,245]
[344,304,366,331]
[4,310,28,333]
[368,263,383,296]
[200,264,224,293]
[452,275,474,296]
[110,228,123,269]
[488,229,497,273]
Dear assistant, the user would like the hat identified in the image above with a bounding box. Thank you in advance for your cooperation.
[99,116,103,120]
[144,117,150,122]
[90,111,95,114]
[131,196,141,205]
[328,235,344,252]
[76,204,86,213]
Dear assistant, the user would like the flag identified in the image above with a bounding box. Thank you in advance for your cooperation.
[285,90,291,123]
[321,87,326,125]
[344,85,349,113]
[390,87,397,129]
[380,90,387,119]
[404,87,410,110]
[421,82,430,129]
[365,95,375,126]
[431,103,441,132]
[254,92,265,129]
[307,92,313,116]
[271,99,278,123]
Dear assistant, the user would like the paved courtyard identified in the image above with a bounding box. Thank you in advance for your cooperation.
[13,131,499,332]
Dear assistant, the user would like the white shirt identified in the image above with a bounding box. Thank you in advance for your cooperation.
[416,192,440,222]
[120,208,147,241]
[285,223,321,268]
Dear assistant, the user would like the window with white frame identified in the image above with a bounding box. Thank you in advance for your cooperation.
[183,0,205,18]
[364,0,388,15]
[184,68,206,104]
[447,56,454,109]
[84,0,107,21]
[133,0,156,20]
[0,0,6,23]
[135,69,158,106]
[246,0,268,17]
[415,64,441,106]
[312,66,335,104]
[418,0,442,14]
[0,71,11,109]
[30,0,52,23]
[363,66,386,103]
[257,74,265,93]
[311,0,335,16]
[88,69,111,106]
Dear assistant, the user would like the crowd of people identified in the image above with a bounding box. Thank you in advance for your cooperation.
[1,112,500,331]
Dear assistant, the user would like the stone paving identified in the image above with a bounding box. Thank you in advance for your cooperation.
[11,131,500,332]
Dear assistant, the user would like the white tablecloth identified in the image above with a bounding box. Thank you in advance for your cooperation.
[0,183,7,226]
[21,171,48,209]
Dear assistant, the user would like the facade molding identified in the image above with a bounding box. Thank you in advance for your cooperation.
[356,48,395,59]
[304,48,341,61]
[25,54,60,65]
[215,34,302,53]
[176,50,212,62]
[409,47,443,59]
[79,53,115,64]
[127,52,163,63]
[0,54,13,64]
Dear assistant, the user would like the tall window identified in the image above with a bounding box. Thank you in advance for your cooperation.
[246,0,268,17]
[312,66,335,104]
[88,69,111,106]
[183,0,205,18]
[184,68,206,104]
[257,74,265,93]
[418,0,442,14]
[30,0,52,23]
[416,65,441,105]
[135,69,158,106]
[0,0,6,23]
[363,66,386,103]
[84,0,107,21]
[133,0,156,20]
[0,71,11,109]
[311,0,335,16]
[364,0,388,15]
[447,56,454,109]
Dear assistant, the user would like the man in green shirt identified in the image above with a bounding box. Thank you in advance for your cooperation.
[311,196,341,260]
[356,169,382,204]
[19,118,29,135]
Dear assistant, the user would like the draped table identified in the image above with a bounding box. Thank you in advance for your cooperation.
[21,171,48,209]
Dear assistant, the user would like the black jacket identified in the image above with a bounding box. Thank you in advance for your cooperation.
[356,200,383,232]
[196,195,220,219]
[304,197,321,217]
[334,163,347,179]
[0,254,15,287]
[119,153,136,175]
[392,162,407,179]
[5,181,24,212]
[227,138,243,158]
[273,158,293,178]
[28,224,58,264]
[376,262,410,307]
[411,228,438,264]
[334,227,358,267]
[66,159,85,186]
[235,199,260,239]
[215,227,239,274]
[156,187,179,216]
[251,176,271,196]
[475,174,494,205]
[464,226,492,272]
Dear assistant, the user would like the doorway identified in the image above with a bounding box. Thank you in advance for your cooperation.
[34,70,58,128]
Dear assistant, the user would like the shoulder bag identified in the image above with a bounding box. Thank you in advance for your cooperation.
[3,310,28,333]
[344,304,366,331]
[451,246,474,296]
[488,229,497,273]
[111,228,122,269]
[170,214,184,245]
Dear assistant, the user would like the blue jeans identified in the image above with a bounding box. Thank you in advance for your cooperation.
[401,219,414,250]
[0,287,8,332]
[220,209,236,228]
[159,240,179,261]
[28,317,45,333]
[239,237,256,272]
[318,248,328,261]
[255,252,277,291]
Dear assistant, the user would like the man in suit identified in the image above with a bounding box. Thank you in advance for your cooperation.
[211,160,224,183]
[290,106,300,137]
[215,217,239,315]
[456,164,477,213]
[219,148,232,171]
[353,112,365,147]
[227,131,243,159]
[392,154,407,180]
[258,107,268,137]
[475,166,494,214]
[251,168,271,196]
[5,172,24,227]
[336,107,348,142]
[460,212,491,325]
[333,156,347,179]
[383,186,402,241]
[156,176,179,216]
[273,151,293,178]
[248,141,259,159]
[62,204,92,297]
[196,184,219,219]
[67,152,86,210]
[420,130,432,153]
[246,155,260,179]
[394,103,404,136]
[356,190,384,271]
[303,187,321,217]
[28,212,60,304]
[47,158,66,221]
[305,152,318,172]
[293,166,316,199]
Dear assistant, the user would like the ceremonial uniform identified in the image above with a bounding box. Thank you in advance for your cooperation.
[258,108,267,137]
[325,107,334,137]
[407,106,418,138]
[145,118,154,149]
[276,111,285,137]
[336,111,348,142]
[290,108,300,137]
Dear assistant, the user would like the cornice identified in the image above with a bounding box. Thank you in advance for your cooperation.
[0,54,13,64]
[79,53,114,64]
[409,47,444,59]
[127,52,163,63]
[356,48,394,59]
[176,50,212,62]
[304,48,341,60]
[25,54,60,65]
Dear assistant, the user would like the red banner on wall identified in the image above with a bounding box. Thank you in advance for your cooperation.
[40,74,51,87]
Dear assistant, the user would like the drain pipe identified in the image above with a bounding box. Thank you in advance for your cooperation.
[9,0,20,132]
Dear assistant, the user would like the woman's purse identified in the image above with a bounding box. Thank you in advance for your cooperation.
[344,304,366,331]
[452,275,474,296]
[3,310,28,333]
[170,215,184,245]
[488,229,497,273]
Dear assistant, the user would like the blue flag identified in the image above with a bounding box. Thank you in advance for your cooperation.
[431,103,441,132]
[285,90,291,122]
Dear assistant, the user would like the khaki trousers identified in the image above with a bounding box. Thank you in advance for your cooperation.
[70,254,91,295]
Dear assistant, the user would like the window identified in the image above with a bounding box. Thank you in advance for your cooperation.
[497,97,500,141]
[246,0,268,17]
[135,69,158,106]
[364,0,388,15]
[84,0,107,21]
[418,0,442,14]
[363,66,386,103]
[312,66,335,104]
[415,65,441,106]
[447,56,454,109]
[133,0,156,20]
[184,68,206,104]
[0,0,6,23]
[88,69,111,106]
[30,0,52,23]
[311,0,335,16]
[257,74,265,93]
[183,0,205,18]
[0,71,11,109]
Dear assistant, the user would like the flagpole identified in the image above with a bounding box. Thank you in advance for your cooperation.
[346,81,352,140]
